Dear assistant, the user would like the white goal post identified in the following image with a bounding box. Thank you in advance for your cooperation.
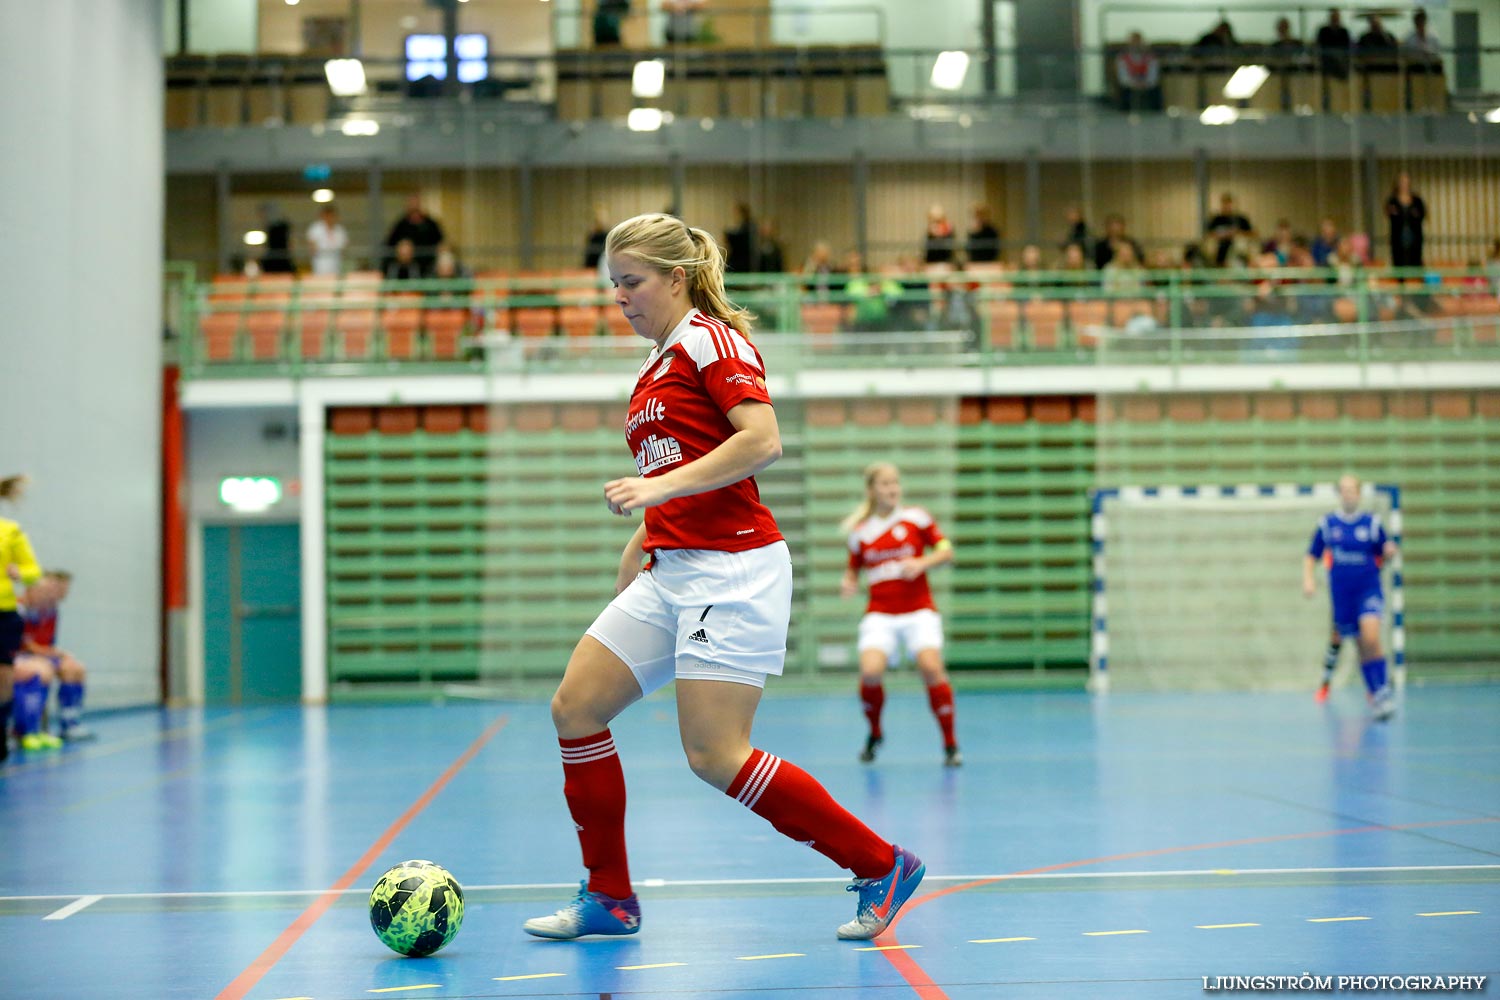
[1087,482,1404,693]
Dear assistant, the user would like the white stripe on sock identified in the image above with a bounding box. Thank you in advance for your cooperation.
[561,738,616,764]
[741,753,781,810]
[736,751,776,805]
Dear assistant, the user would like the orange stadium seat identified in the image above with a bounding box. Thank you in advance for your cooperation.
[1019,300,1065,349]
[336,305,378,359]
[984,299,1020,348]
[800,302,845,335]
[201,311,240,361]
[424,309,468,359]
[510,306,557,338]
[382,295,424,360]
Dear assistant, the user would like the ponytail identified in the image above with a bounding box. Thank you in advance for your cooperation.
[684,227,756,337]
[0,475,26,501]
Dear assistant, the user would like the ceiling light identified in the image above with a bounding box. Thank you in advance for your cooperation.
[1200,104,1239,125]
[632,59,665,99]
[930,51,970,92]
[243,230,267,246]
[341,119,380,136]
[1223,65,1270,100]
[1485,107,1500,124]
[311,189,335,203]
[628,107,665,132]
[324,58,367,97]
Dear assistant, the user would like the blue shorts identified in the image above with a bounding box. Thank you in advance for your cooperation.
[1331,587,1384,638]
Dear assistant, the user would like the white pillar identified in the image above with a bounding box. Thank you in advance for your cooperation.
[0,0,165,708]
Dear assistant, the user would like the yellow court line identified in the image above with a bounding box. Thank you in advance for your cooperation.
[1196,923,1261,930]
[616,962,687,971]
[970,936,1036,944]
[736,953,806,961]
[1307,916,1370,923]
[1084,929,1149,936]
[367,986,442,994]
[1417,910,1479,917]
[494,973,566,981]
[854,944,923,952]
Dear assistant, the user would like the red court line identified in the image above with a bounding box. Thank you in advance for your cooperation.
[214,713,510,1000]
[878,815,1499,1000]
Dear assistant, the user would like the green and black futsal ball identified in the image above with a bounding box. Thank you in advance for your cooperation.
[369,860,465,956]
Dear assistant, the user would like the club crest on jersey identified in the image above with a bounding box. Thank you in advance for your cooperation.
[652,353,675,382]
[892,525,908,541]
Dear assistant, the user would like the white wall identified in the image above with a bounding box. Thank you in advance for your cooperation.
[186,409,303,519]
[0,0,164,709]
[188,0,258,53]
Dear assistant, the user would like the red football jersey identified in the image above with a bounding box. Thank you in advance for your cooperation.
[21,604,58,648]
[624,309,784,554]
[847,506,945,614]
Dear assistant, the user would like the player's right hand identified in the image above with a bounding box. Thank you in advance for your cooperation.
[1301,579,1315,598]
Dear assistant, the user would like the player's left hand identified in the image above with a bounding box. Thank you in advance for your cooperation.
[897,558,925,580]
[604,476,671,515]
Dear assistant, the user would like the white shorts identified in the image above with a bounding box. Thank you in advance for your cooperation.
[857,609,945,664]
[586,541,792,695]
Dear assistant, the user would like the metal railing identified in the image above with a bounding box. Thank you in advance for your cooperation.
[172,265,1500,380]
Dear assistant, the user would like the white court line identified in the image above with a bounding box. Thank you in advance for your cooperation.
[7,864,1497,905]
[42,895,101,921]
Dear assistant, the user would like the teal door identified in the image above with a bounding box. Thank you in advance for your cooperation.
[203,523,302,704]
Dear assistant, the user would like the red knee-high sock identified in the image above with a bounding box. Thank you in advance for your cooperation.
[926,681,957,750]
[560,730,632,899]
[726,748,893,879]
[860,680,885,739]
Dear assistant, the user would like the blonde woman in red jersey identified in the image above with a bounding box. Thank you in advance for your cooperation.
[523,214,924,943]
[841,463,960,767]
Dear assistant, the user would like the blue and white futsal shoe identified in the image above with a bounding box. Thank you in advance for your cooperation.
[523,881,641,939]
[836,845,926,940]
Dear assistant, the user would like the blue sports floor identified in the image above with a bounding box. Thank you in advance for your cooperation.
[3,683,1497,999]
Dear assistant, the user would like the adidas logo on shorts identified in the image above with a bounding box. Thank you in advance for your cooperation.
[688,628,709,643]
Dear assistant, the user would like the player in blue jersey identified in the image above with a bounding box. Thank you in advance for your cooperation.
[1302,474,1398,719]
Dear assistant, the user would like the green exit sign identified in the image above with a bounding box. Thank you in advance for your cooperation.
[219,476,282,512]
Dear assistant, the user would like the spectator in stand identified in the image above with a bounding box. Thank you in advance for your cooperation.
[937,254,980,341]
[584,207,610,269]
[923,205,956,264]
[1385,171,1427,277]
[593,0,630,47]
[385,239,423,281]
[1060,241,1090,275]
[305,205,348,277]
[1262,218,1296,265]
[1205,192,1255,267]
[1316,8,1353,80]
[1357,14,1397,53]
[725,202,757,275]
[1115,31,1163,112]
[1061,206,1090,254]
[1101,242,1147,295]
[1093,214,1145,271]
[1268,17,1303,56]
[965,204,1001,263]
[755,220,785,274]
[1013,244,1045,285]
[385,194,445,277]
[801,241,836,297]
[844,254,903,333]
[662,0,705,43]
[1403,8,1441,60]
[258,202,295,274]
[1194,18,1240,52]
[1311,217,1342,267]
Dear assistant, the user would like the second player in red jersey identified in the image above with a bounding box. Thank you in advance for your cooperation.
[841,462,961,766]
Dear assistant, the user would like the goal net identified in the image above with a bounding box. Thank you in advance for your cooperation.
[1089,483,1403,692]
